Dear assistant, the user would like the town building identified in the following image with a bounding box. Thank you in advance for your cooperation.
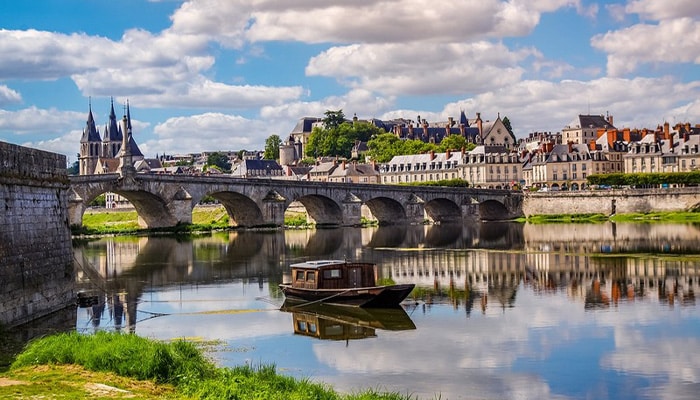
[561,114,616,145]
[624,122,700,174]
[379,150,463,184]
[460,145,523,189]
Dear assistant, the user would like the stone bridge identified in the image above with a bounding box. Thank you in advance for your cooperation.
[68,173,524,228]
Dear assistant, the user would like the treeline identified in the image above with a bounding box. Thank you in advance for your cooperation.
[587,171,700,187]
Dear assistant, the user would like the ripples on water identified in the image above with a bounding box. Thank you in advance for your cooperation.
[12,222,700,399]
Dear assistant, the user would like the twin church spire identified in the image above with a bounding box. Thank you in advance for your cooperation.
[78,98,144,175]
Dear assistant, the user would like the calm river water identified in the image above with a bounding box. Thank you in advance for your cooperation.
[30,222,700,399]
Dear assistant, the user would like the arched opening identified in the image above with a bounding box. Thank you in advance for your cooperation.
[479,200,510,221]
[294,195,343,226]
[363,197,407,225]
[424,198,461,223]
[209,191,264,227]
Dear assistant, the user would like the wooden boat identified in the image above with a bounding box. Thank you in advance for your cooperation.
[278,260,415,307]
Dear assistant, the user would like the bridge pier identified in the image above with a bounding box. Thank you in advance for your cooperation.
[405,194,427,224]
[262,196,286,226]
[341,196,363,226]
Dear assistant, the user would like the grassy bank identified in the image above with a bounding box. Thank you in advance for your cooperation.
[1,332,414,399]
[520,211,700,224]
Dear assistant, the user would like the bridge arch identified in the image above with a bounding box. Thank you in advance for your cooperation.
[363,197,407,225]
[294,194,343,226]
[479,199,511,221]
[208,191,264,227]
[424,198,462,223]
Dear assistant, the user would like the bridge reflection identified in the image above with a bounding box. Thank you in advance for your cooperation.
[73,222,700,332]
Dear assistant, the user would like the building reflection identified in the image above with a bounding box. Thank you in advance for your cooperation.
[73,222,700,330]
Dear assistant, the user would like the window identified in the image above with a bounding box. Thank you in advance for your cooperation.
[306,271,315,282]
[295,271,305,282]
[323,269,342,279]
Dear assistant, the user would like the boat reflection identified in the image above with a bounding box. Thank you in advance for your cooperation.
[280,302,416,341]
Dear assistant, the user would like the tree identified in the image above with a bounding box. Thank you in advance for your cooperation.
[322,109,345,130]
[305,118,384,159]
[264,134,281,160]
[67,159,79,175]
[437,134,469,152]
[207,152,231,172]
[502,116,513,135]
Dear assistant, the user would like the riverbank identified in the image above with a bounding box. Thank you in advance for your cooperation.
[0,332,413,399]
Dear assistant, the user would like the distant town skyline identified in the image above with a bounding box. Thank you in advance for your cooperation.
[0,0,698,163]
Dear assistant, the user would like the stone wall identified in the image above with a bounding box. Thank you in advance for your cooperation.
[0,141,74,328]
[522,188,700,216]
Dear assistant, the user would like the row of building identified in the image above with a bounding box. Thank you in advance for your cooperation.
[78,103,700,192]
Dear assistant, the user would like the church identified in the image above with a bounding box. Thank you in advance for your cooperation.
[78,99,145,175]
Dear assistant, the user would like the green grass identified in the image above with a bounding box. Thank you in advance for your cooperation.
[523,213,609,224]
[610,211,700,223]
[6,332,417,400]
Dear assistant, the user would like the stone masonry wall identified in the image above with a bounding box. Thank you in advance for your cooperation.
[0,141,74,328]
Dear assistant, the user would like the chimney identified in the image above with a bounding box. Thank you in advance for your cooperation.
[448,116,454,127]
[589,139,596,151]
[623,128,630,143]
[607,114,614,126]
[446,149,451,159]
[669,133,674,152]
[476,112,483,137]
[567,141,573,153]
[342,160,346,169]
[664,121,670,139]
[430,150,435,161]
[685,122,691,132]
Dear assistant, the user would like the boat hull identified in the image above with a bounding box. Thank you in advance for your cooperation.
[278,283,415,307]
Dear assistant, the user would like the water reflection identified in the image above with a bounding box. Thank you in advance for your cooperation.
[62,222,700,400]
[279,302,416,342]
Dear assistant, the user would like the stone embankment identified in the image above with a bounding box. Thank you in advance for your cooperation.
[0,141,74,328]
[522,187,700,216]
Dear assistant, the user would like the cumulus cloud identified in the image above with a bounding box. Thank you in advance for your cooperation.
[592,18,700,76]
[306,42,531,96]
[140,112,284,155]
[0,85,21,106]
[625,0,700,21]
[0,107,84,135]
[171,0,579,45]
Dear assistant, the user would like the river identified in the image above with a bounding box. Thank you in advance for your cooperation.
[14,222,700,399]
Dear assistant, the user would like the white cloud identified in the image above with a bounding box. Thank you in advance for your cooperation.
[0,107,84,135]
[626,0,700,21]
[592,18,700,76]
[0,85,21,106]
[141,112,282,155]
[307,42,531,96]
[171,0,578,46]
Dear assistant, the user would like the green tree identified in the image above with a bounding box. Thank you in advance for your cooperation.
[437,134,471,152]
[264,134,281,160]
[502,116,513,135]
[67,159,79,175]
[207,152,231,172]
[305,118,384,159]
[323,109,345,130]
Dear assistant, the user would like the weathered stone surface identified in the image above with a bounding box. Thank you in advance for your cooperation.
[0,141,74,328]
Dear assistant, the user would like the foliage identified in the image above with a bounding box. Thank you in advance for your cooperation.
[323,109,346,130]
[67,159,79,175]
[264,134,282,160]
[206,152,231,172]
[306,115,383,159]
[88,194,106,207]
[437,135,476,153]
[366,133,437,163]
[502,116,513,135]
[7,332,416,400]
[587,171,700,187]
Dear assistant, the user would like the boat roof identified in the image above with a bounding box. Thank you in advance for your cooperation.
[290,260,353,269]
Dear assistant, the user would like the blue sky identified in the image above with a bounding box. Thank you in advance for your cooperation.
[0,0,698,163]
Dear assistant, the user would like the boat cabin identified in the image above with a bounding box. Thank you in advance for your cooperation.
[289,260,377,289]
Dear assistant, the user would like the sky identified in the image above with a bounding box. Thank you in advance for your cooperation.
[0,0,699,164]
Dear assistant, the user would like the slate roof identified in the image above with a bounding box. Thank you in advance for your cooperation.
[80,106,101,143]
[565,115,616,130]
